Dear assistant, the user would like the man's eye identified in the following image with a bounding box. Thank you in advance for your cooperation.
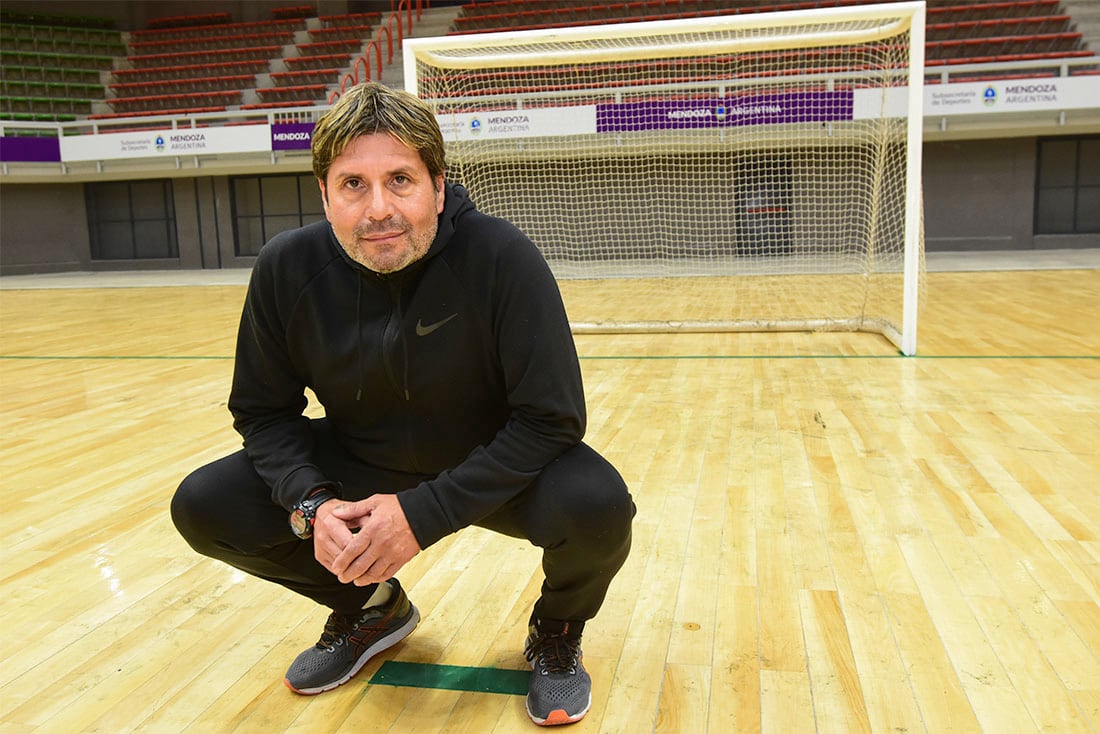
[344,179,362,189]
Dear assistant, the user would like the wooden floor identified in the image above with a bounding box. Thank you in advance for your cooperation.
[1,265,1098,733]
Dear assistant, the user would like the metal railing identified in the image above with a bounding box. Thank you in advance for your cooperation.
[2,52,1097,178]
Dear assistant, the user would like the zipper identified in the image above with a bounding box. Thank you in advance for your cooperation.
[380,275,421,471]
[381,277,410,402]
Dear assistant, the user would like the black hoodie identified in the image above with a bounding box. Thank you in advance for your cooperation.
[227,184,586,549]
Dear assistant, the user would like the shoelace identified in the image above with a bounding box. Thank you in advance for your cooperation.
[318,605,394,651]
[316,611,359,649]
[526,633,581,675]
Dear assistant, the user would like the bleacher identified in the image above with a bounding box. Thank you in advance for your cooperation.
[0,0,1096,125]
[0,4,381,123]
[448,0,1095,73]
[95,13,306,119]
[247,11,379,110]
[435,0,1097,97]
[0,9,122,122]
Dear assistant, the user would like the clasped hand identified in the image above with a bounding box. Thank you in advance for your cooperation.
[312,494,420,586]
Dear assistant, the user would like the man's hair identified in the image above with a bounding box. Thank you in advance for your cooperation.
[311,82,446,184]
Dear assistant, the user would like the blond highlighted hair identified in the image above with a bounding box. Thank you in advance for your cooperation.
[311,82,446,184]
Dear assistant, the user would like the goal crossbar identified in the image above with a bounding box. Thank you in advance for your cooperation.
[406,4,921,69]
[406,2,927,355]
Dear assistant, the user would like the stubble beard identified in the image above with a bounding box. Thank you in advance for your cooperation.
[342,217,438,274]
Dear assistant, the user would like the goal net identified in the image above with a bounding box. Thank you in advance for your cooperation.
[404,2,926,354]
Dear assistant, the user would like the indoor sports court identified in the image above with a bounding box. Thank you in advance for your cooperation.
[2,1,1099,732]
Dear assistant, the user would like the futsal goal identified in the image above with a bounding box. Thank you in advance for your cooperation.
[404,2,926,354]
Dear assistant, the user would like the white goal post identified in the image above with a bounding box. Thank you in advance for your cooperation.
[405,2,926,355]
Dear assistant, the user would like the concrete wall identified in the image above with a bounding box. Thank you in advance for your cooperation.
[0,176,255,275]
[1,137,1097,276]
[923,138,1038,252]
[0,183,91,273]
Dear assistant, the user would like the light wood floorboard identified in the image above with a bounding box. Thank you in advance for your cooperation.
[1,267,1098,732]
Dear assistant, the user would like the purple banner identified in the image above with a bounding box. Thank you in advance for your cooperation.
[271,122,315,151]
[596,90,854,133]
[0,135,62,163]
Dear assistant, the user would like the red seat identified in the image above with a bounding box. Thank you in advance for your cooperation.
[270,68,341,86]
[240,99,317,110]
[129,32,296,55]
[273,5,316,20]
[307,25,374,42]
[284,53,352,70]
[318,12,382,28]
[88,105,227,120]
[130,19,303,43]
[128,46,282,69]
[255,84,327,104]
[110,74,254,97]
[112,60,271,83]
[295,39,364,56]
[146,12,232,30]
[107,90,242,113]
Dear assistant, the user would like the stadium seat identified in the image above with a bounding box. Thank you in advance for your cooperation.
[446,0,1095,75]
[106,90,243,114]
[146,13,232,30]
[273,5,316,20]
[0,9,121,121]
[129,32,297,56]
[317,12,382,28]
[127,46,282,70]
[295,39,366,56]
[284,53,354,71]
[129,18,303,43]
[112,60,271,84]
[254,83,328,105]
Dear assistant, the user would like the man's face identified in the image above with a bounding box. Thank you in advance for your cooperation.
[320,133,445,274]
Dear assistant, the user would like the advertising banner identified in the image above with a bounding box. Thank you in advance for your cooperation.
[925,75,1100,116]
[596,91,854,132]
[435,107,599,142]
[271,123,314,151]
[0,136,61,163]
[59,124,272,162]
[3,75,1097,165]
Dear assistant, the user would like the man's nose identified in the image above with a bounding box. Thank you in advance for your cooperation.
[364,185,393,221]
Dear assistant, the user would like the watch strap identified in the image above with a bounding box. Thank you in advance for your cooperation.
[289,486,340,539]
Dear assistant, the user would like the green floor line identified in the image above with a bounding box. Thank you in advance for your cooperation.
[0,354,233,360]
[368,660,529,695]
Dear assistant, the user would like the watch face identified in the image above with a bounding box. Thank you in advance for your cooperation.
[290,508,312,538]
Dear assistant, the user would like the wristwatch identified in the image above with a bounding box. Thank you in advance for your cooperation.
[289,487,340,539]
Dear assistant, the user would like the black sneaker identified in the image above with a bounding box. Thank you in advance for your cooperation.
[284,580,419,695]
[524,620,591,726]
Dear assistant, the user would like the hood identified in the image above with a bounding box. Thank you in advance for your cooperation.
[328,182,477,278]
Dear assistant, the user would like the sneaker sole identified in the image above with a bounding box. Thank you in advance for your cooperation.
[526,694,591,726]
[284,604,420,696]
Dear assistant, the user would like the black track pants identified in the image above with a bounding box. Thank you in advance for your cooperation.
[171,419,634,623]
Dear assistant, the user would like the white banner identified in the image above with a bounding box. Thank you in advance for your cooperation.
[853,75,1100,119]
[925,76,1100,115]
[435,107,598,142]
[60,124,272,162]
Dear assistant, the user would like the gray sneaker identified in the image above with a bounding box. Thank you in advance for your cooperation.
[284,580,419,695]
[524,621,591,726]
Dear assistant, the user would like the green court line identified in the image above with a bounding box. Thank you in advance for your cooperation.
[0,354,233,360]
[368,660,529,696]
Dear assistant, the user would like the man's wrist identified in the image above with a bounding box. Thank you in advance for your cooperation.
[289,485,341,539]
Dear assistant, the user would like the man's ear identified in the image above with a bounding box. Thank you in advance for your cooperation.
[435,174,446,214]
[318,178,330,212]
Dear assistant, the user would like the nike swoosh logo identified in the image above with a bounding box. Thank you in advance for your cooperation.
[415,313,458,337]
